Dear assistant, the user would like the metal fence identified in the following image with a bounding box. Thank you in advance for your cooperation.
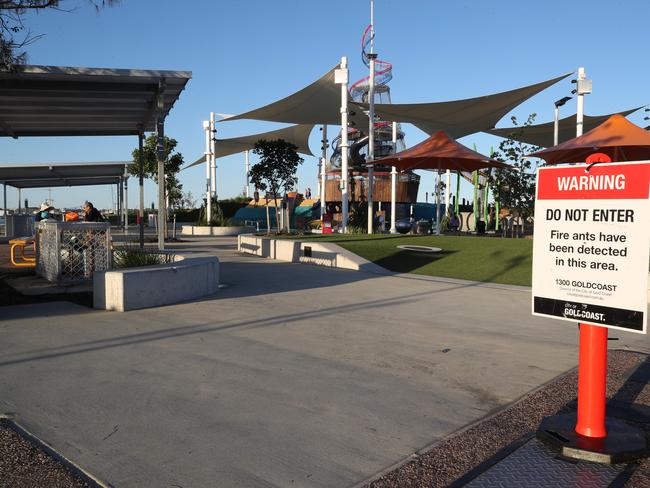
[36,221,111,284]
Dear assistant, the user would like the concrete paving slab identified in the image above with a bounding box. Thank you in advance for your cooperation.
[1,236,649,487]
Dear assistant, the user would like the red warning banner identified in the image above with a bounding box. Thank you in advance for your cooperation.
[537,162,650,201]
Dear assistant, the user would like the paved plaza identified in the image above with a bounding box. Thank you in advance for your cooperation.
[1,237,649,487]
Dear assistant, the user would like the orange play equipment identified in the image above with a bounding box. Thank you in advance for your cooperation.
[9,237,36,267]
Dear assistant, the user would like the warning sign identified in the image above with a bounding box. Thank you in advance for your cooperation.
[532,161,650,333]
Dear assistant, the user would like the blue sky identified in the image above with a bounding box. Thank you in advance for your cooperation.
[1,0,648,210]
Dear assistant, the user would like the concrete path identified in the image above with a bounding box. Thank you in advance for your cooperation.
[1,236,648,488]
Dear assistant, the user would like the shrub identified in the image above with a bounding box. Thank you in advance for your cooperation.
[113,247,175,268]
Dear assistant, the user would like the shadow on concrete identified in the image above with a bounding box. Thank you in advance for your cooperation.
[0,288,437,368]
[214,259,374,299]
[2,301,95,321]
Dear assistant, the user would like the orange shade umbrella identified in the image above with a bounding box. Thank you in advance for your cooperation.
[528,114,650,164]
[371,130,509,171]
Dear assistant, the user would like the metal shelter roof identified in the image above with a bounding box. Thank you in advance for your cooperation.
[0,65,191,138]
[487,107,643,148]
[0,161,128,188]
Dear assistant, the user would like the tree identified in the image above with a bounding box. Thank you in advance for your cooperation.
[249,139,303,232]
[0,1,118,71]
[488,113,541,236]
[129,134,185,210]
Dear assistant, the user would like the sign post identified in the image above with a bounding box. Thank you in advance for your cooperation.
[533,158,650,462]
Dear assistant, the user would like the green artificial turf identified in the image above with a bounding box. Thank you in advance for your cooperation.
[293,234,533,286]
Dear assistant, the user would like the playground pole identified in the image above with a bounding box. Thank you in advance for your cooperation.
[320,125,327,220]
[338,56,350,233]
[390,121,397,234]
[203,119,212,224]
[366,0,376,234]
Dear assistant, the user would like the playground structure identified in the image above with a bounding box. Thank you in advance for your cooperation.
[325,16,420,212]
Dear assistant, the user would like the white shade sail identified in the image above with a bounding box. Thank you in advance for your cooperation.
[487,107,642,148]
[358,73,572,137]
[186,124,315,169]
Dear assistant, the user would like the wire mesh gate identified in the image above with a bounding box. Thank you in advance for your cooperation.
[36,221,112,284]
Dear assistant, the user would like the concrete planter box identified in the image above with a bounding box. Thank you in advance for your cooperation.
[94,256,219,311]
[181,225,254,236]
[237,234,387,274]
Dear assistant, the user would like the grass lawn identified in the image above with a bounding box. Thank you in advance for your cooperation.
[293,234,533,286]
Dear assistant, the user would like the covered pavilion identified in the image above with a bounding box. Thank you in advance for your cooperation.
[529,114,650,164]
[371,130,508,234]
[488,107,642,148]
[0,162,129,236]
[0,64,192,248]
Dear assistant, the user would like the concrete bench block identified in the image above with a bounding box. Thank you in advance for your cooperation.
[94,256,219,311]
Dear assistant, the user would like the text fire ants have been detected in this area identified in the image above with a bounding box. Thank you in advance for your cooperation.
[531,161,650,334]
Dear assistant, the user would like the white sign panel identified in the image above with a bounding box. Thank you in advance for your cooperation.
[532,161,650,334]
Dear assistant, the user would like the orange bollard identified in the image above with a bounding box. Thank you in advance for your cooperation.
[575,323,608,438]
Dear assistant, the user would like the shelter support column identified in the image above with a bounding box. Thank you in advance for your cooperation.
[124,175,129,232]
[436,164,441,235]
[117,180,121,229]
[138,130,145,249]
[320,125,327,220]
[18,188,21,213]
[203,119,212,224]
[390,121,397,234]
[210,112,217,200]
[445,170,451,215]
[2,182,6,237]
[245,150,250,198]
[156,79,167,250]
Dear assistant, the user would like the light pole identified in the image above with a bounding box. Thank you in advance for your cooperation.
[553,96,572,146]
[335,57,350,233]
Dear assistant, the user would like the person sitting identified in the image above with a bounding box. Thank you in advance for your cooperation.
[449,213,460,232]
[34,202,55,222]
[82,201,103,222]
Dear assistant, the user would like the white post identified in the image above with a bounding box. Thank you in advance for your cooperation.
[445,169,451,215]
[436,164,441,235]
[203,119,212,224]
[554,105,560,146]
[2,183,6,237]
[320,125,328,219]
[124,175,129,232]
[366,0,376,234]
[576,67,586,137]
[337,57,350,233]
[210,112,217,199]
[390,121,397,234]
[245,150,250,198]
